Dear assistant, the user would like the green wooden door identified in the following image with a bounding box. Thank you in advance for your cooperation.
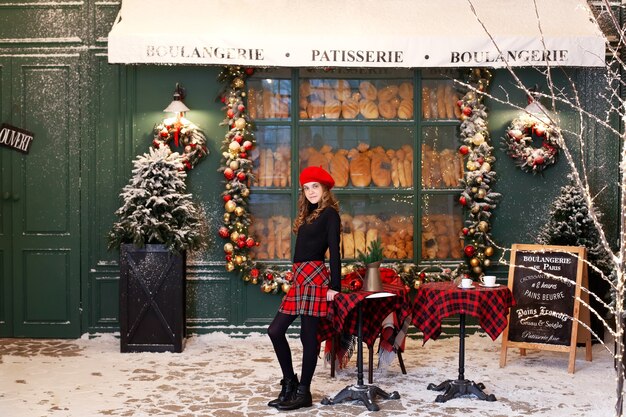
[8,56,81,337]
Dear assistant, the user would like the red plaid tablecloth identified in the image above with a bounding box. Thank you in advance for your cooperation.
[412,281,515,343]
[317,282,410,347]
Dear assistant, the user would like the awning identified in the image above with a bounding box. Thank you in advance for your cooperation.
[107,0,606,68]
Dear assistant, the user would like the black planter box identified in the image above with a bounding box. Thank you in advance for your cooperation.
[119,243,186,353]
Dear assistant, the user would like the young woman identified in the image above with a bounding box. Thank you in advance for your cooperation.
[267,166,341,411]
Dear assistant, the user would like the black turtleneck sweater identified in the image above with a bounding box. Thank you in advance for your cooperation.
[293,204,341,291]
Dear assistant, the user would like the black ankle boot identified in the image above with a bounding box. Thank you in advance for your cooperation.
[276,384,312,410]
[267,374,299,407]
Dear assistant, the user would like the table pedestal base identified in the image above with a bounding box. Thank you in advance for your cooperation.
[427,379,496,402]
[322,384,400,411]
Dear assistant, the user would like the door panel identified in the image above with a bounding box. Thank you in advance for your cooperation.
[11,56,81,337]
[0,58,12,336]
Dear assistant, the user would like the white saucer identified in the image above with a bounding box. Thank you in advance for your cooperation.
[457,284,475,289]
[479,283,500,288]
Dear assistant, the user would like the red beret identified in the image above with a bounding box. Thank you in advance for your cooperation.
[299,166,335,189]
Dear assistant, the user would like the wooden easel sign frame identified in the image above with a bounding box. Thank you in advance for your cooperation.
[499,244,592,373]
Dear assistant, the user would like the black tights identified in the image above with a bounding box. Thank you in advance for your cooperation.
[267,312,320,387]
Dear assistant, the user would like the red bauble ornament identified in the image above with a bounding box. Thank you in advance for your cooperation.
[462,106,473,116]
[237,240,246,248]
[243,140,253,151]
[238,234,246,241]
[285,271,293,282]
[459,145,469,155]
[459,196,467,206]
[456,100,464,108]
[267,273,274,281]
[534,156,545,165]
[419,272,426,280]
[464,245,476,257]
[223,194,232,202]
[218,227,229,238]
[250,268,260,278]
[160,130,169,138]
[245,68,255,76]
[225,254,232,261]
[246,238,255,247]
[234,135,243,144]
[477,157,484,165]
[224,168,235,180]
[239,152,247,158]
[237,172,246,181]
[349,278,363,291]
[534,125,546,137]
[227,109,235,119]
[238,104,245,112]
[462,227,469,235]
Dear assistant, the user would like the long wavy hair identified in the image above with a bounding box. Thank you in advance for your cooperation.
[292,185,340,234]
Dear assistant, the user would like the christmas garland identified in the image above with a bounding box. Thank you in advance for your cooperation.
[152,119,208,170]
[457,69,500,278]
[217,66,258,275]
[503,113,559,174]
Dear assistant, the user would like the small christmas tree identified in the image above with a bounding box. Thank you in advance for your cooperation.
[536,175,614,339]
[108,147,205,253]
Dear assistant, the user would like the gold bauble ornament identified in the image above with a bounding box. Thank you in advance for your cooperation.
[478,221,489,232]
[466,161,477,171]
[472,266,483,274]
[224,243,234,253]
[483,259,491,267]
[413,280,421,289]
[282,283,291,293]
[229,141,240,152]
[241,256,247,262]
[404,264,413,273]
[469,228,475,235]
[241,188,250,197]
[230,231,240,242]
[226,184,232,190]
[229,160,239,170]
[234,206,245,217]
[470,257,480,267]
[477,188,486,199]
[476,176,483,184]
[251,277,258,285]
[226,262,235,272]
[471,187,478,194]
[472,133,485,145]
[235,221,243,229]
[225,200,236,213]
[243,275,250,282]
[262,283,273,293]
[234,118,246,130]
[233,78,244,88]
[480,162,491,172]
[235,255,243,265]
[341,266,349,276]
[223,213,231,222]
[484,246,494,257]
[471,204,480,214]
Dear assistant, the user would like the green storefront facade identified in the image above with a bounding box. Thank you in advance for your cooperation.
[0,1,622,338]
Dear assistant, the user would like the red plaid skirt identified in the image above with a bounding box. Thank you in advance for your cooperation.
[279,261,330,317]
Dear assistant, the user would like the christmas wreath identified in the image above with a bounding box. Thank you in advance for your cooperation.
[456,69,501,278]
[152,119,208,170]
[503,113,559,174]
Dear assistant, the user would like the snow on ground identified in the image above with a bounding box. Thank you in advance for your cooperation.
[0,332,616,417]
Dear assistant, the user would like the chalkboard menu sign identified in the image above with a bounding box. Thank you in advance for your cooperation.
[500,244,592,374]
[507,249,577,345]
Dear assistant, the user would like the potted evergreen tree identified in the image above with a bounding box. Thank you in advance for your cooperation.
[357,238,385,292]
[109,147,205,353]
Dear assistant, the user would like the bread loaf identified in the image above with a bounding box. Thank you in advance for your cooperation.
[329,150,349,187]
[377,85,398,102]
[349,152,371,187]
[370,151,392,187]
[398,99,413,119]
[444,85,455,119]
[422,87,431,119]
[307,149,330,172]
[335,80,352,102]
[359,99,379,119]
[300,81,312,98]
[324,98,341,119]
[307,100,324,119]
[378,101,396,119]
[342,232,355,259]
[399,82,413,100]
[353,230,366,257]
[359,81,378,100]
[341,98,359,119]
[437,84,446,119]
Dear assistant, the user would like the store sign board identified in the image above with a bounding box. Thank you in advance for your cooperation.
[108,0,606,68]
[499,244,592,373]
[0,123,34,154]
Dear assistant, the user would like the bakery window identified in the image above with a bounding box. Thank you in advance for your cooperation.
[248,68,465,265]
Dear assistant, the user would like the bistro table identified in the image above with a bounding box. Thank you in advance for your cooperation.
[412,280,515,403]
[318,283,410,411]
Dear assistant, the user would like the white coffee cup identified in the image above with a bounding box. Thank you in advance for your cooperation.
[481,275,497,286]
[461,278,473,288]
